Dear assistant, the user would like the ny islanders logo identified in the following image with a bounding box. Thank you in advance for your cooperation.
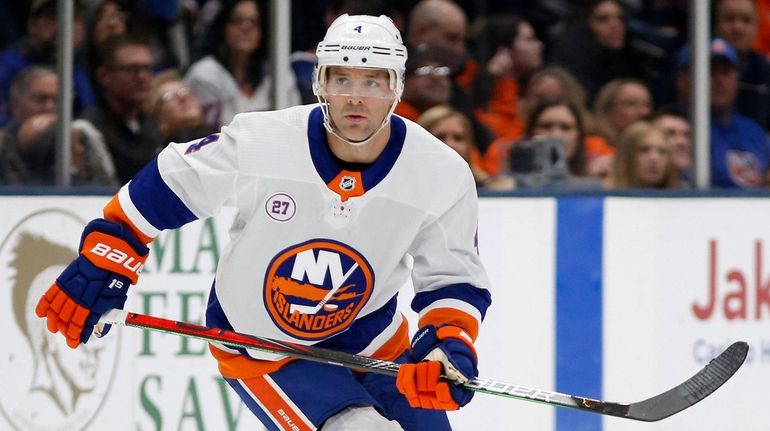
[264,240,374,340]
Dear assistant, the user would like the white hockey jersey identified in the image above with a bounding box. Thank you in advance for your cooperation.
[105,104,491,376]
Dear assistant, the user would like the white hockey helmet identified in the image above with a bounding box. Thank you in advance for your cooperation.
[313,14,408,146]
[313,14,407,99]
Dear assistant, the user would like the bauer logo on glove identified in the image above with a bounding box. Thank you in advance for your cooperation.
[35,218,149,348]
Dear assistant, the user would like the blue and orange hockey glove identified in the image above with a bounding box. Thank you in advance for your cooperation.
[396,324,478,410]
[35,218,148,348]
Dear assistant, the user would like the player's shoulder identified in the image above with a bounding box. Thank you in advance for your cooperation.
[398,115,471,174]
[228,104,317,135]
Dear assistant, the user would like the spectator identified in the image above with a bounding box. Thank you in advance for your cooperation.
[548,0,646,100]
[417,104,490,186]
[124,1,192,72]
[0,66,58,183]
[395,44,456,121]
[406,0,494,153]
[593,78,653,144]
[714,0,770,130]
[13,113,119,186]
[652,107,692,184]
[0,66,118,186]
[605,121,682,189]
[521,67,615,177]
[0,0,95,126]
[81,0,129,79]
[80,34,159,183]
[185,0,300,128]
[407,0,468,61]
[520,67,588,128]
[471,15,544,142]
[677,38,770,188]
[146,69,216,146]
[7,66,58,123]
[483,97,603,189]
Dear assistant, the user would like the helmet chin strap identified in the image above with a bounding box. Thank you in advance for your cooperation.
[317,95,400,147]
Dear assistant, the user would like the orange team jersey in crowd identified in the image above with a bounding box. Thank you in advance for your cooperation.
[394,100,421,121]
[454,58,478,91]
[755,0,770,58]
[482,134,615,177]
[474,78,524,142]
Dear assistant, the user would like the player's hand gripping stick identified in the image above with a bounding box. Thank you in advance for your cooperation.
[35,218,148,348]
[396,324,478,410]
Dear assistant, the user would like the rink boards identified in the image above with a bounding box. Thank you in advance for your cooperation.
[0,194,767,431]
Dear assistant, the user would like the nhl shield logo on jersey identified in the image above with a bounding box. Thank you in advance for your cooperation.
[264,239,374,340]
[339,175,356,191]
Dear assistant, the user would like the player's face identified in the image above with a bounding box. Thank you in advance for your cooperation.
[323,67,396,143]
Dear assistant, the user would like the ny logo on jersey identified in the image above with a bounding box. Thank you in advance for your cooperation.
[264,239,374,340]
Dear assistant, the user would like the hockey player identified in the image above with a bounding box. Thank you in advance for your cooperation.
[35,14,491,431]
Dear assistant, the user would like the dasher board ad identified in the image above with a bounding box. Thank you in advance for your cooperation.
[0,195,764,430]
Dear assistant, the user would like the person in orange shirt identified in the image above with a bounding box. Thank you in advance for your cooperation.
[406,0,496,152]
[484,97,605,189]
[483,68,615,178]
[754,0,770,57]
[394,44,456,121]
[471,15,544,142]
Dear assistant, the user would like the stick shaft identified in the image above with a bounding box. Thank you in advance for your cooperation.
[99,310,746,421]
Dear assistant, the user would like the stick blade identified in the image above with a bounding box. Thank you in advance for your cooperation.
[625,341,748,421]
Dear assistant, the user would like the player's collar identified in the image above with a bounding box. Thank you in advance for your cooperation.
[307,106,406,199]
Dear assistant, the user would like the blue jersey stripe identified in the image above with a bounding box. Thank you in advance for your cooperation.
[128,158,198,231]
[410,283,492,320]
[556,197,603,431]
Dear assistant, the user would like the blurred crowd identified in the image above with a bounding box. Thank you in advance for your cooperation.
[0,0,768,190]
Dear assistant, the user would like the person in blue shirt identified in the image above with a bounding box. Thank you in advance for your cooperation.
[0,0,96,127]
[677,38,770,188]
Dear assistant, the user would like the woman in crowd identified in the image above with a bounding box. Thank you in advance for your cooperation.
[417,104,491,187]
[472,15,545,142]
[549,0,646,99]
[605,121,682,189]
[146,69,216,146]
[184,0,300,128]
[484,97,607,180]
[593,77,653,144]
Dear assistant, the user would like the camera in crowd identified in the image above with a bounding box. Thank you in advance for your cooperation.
[508,136,567,188]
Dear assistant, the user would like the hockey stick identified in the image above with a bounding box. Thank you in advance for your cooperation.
[98,309,747,421]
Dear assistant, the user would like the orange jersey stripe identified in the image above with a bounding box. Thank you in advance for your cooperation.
[370,315,410,362]
[103,195,154,246]
[418,307,480,342]
[242,376,315,431]
[209,345,296,379]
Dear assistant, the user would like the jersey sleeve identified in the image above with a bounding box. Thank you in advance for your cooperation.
[408,171,492,341]
[103,117,242,244]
